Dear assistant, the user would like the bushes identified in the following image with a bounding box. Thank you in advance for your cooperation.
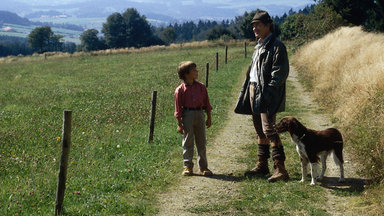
[280,3,345,47]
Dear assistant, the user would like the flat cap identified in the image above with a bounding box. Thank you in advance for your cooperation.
[251,10,272,25]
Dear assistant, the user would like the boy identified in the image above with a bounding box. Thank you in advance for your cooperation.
[174,61,213,176]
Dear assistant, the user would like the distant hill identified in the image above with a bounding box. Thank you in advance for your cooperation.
[0,10,31,26]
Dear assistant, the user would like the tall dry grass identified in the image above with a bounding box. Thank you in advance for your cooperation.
[292,26,384,184]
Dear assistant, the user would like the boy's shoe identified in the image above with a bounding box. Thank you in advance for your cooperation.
[182,167,193,176]
[200,168,213,176]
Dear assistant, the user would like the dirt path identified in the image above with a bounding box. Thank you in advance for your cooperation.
[288,68,365,215]
[156,82,254,215]
[156,67,365,216]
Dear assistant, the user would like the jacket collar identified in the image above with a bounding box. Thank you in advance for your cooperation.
[257,33,273,47]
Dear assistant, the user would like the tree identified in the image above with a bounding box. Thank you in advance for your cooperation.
[28,26,54,53]
[280,3,345,43]
[236,10,257,40]
[122,8,154,48]
[101,13,126,48]
[80,29,102,52]
[365,0,384,32]
[159,27,176,45]
[321,0,375,25]
[50,34,64,52]
[280,13,307,40]
[206,25,235,40]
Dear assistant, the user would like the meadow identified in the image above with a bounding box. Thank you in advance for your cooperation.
[0,43,250,215]
[0,23,82,44]
[292,26,384,212]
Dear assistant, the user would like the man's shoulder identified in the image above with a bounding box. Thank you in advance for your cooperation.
[271,36,286,49]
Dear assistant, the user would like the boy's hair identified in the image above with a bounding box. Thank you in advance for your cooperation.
[177,61,197,80]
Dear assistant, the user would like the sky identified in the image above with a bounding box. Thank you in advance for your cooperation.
[1,0,316,27]
[15,0,315,9]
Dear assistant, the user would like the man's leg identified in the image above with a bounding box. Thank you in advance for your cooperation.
[245,84,271,177]
[244,113,271,177]
[260,113,289,182]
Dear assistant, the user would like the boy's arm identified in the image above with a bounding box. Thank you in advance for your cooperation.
[205,111,211,128]
[203,85,212,128]
[175,88,186,134]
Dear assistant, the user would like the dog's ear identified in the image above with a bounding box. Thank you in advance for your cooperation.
[287,118,298,133]
[279,117,290,132]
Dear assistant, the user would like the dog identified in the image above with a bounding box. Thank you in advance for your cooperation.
[275,116,345,185]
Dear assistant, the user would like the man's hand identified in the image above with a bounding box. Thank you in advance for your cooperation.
[177,124,186,134]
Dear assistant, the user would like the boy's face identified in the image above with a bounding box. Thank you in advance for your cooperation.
[186,66,198,80]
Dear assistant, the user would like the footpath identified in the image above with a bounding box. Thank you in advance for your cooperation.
[156,67,365,216]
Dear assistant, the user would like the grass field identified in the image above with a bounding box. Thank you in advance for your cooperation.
[0,44,250,215]
[0,23,82,44]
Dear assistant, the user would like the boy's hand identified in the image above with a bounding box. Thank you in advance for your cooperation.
[177,124,186,134]
[206,117,211,128]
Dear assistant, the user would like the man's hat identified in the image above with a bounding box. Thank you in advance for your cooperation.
[251,10,272,25]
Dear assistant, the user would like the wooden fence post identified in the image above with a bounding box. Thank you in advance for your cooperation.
[148,91,157,143]
[244,42,247,58]
[225,45,228,64]
[205,63,209,88]
[215,52,219,71]
[55,110,72,215]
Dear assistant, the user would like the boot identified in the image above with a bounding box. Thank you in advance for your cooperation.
[244,144,270,177]
[268,145,289,182]
[268,160,289,182]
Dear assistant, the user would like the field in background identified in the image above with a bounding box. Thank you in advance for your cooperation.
[0,23,82,44]
[292,26,384,212]
[0,43,250,215]
[29,17,105,31]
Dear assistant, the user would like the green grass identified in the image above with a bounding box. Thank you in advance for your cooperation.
[0,45,250,215]
[187,79,331,215]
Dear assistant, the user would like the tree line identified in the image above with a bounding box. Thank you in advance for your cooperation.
[0,0,383,57]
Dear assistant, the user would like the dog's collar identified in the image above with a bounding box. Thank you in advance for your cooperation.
[299,133,306,140]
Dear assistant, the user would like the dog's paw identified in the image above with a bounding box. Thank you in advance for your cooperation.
[316,176,323,181]
[310,179,316,186]
[299,178,305,183]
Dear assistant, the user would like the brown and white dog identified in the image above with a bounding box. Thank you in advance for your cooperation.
[275,116,345,185]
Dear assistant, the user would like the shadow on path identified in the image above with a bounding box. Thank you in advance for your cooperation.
[319,176,368,195]
[193,173,246,182]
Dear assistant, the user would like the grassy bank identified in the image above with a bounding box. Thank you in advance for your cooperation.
[0,44,249,215]
[292,26,384,213]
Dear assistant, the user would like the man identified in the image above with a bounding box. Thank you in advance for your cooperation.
[235,10,290,182]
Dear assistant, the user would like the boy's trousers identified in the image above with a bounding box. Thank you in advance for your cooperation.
[182,109,208,169]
